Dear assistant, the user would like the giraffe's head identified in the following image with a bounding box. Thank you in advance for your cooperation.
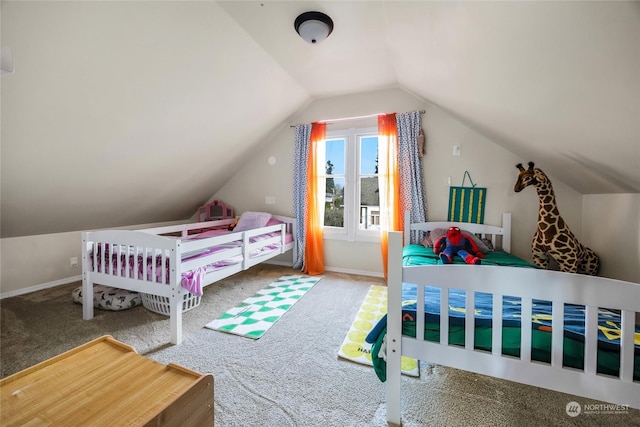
[514,161,536,192]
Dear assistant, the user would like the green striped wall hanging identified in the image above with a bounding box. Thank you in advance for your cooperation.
[447,171,486,224]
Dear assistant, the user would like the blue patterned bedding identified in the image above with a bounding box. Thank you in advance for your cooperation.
[366,283,640,382]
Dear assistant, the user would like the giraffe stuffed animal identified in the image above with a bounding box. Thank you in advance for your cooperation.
[514,162,600,276]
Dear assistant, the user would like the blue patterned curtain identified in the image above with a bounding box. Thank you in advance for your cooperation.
[396,111,428,243]
[293,124,312,269]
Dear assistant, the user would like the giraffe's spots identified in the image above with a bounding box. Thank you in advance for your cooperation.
[517,165,600,276]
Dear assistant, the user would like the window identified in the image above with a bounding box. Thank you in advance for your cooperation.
[320,127,380,242]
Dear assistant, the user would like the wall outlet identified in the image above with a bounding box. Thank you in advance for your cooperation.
[443,176,451,187]
[70,257,79,268]
[265,196,275,205]
[452,145,461,156]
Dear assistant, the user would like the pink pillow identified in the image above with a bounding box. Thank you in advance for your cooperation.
[234,212,272,232]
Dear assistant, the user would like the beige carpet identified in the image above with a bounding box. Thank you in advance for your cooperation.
[2,264,638,426]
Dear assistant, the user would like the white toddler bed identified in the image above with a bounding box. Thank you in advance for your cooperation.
[378,212,639,424]
[82,214,296,344]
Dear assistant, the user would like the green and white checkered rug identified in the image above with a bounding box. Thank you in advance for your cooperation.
[205,275,321,339]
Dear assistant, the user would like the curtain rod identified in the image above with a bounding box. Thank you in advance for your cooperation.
[289,110,425,128]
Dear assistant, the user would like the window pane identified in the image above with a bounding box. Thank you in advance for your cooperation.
[360,136,378,175]
[359,176,380,230]
[325,177,344,227]
[326,139,345,175]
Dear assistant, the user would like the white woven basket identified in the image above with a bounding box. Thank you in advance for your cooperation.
[141,292,201,316]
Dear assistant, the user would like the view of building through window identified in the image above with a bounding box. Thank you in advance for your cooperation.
[323,129,380,239]
[359,135,379,230]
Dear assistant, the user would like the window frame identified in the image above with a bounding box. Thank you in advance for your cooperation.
[322,127,380,243]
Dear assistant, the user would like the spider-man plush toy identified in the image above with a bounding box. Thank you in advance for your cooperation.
[433,227,483,265]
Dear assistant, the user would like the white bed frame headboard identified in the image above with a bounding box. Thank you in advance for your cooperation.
[403,211,512,253]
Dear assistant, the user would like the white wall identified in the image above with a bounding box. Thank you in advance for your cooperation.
[1,232,81,297]
[582,193,640,282]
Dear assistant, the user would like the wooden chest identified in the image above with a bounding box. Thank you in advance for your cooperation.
[0,336,214,426]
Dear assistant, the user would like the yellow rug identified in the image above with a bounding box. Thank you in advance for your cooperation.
[338,285,419,377]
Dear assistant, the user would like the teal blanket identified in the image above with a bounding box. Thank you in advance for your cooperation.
[402,244,537,268]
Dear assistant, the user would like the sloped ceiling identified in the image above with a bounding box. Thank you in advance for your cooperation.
[221,0,639,193]
[1,1,638,238]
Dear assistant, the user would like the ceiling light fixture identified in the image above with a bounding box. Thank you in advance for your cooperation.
[294,11,333,45]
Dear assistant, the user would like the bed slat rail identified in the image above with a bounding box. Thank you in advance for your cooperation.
[141,219,235,238]
[180,246,243,274]
[551,301,563,367]
[82,231,182,325]
[491,294,503,357]
[621,310,635,382]
[585,306,598,375]
[245,224,286,250]
[86,243,176,285]
[180,231,242,254]
[404,211,511,253]
[465,291,475,350]
[416,285,425,342]
[243,224,289,269]
[387,231,640,424]
[520,297,532,363]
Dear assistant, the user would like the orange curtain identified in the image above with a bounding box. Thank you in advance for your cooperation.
[303,122,326,275]
[378,114,401,279]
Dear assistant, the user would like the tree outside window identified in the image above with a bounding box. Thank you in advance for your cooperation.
[322,128,380,241]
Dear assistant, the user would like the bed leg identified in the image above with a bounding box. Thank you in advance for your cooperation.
[169,293,183,345]
[82,275,94,321]
[386,338,402,426]
[386,231,403,426]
